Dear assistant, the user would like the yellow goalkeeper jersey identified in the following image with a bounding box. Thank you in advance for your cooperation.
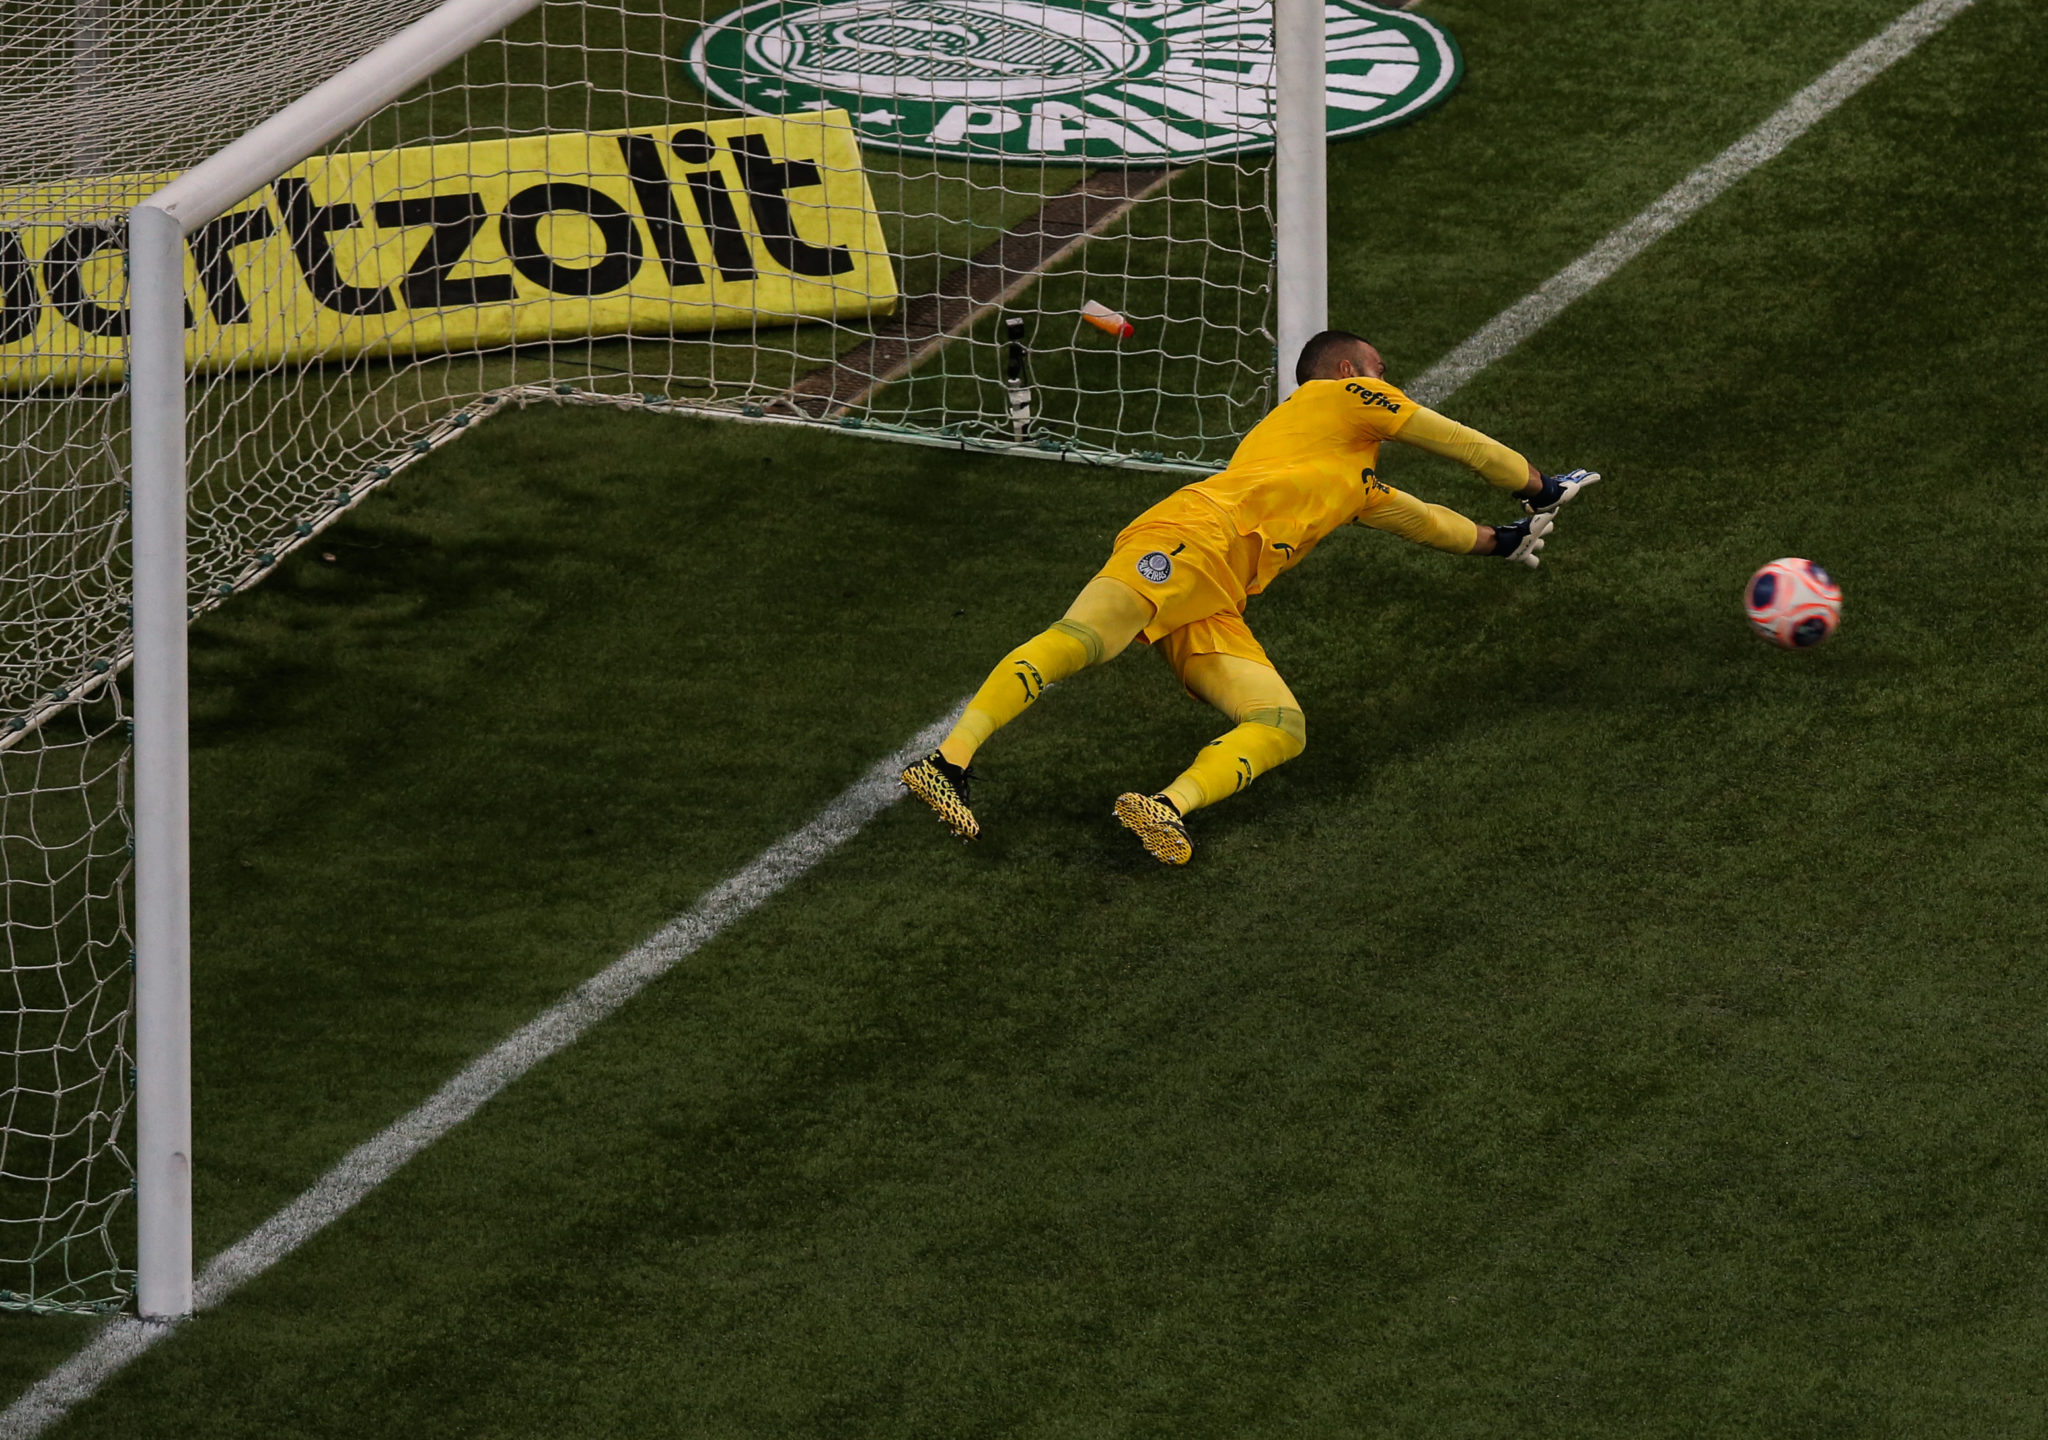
[1183,376,1417,594]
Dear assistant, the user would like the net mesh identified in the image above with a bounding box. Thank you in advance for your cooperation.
[0,0,1307,1311]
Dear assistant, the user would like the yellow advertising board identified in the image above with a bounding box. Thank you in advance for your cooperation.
[0,111,897,388]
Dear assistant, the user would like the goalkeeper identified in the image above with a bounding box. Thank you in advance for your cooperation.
[902,330,1600,865]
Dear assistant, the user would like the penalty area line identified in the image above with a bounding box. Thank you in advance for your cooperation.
[0,707,962,1440]
[1405,0,1980,409]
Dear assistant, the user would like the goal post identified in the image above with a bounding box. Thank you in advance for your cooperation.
[0,0,1439,1317]
[126,202,192,1323]
[1274,0,1329,401]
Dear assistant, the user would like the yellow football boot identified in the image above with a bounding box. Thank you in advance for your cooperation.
[1113,792,1192,866]
[901,750,979,840]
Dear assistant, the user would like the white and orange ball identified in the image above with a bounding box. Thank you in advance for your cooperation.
[1745,558,1841,649]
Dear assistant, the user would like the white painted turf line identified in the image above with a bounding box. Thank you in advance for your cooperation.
[0,710,960,1439]
[1406,0,1978,409]
[0,1,1981,1430]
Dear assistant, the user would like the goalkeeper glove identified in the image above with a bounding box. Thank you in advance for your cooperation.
[1520,468,1601,516]
[1492,512,1552,568]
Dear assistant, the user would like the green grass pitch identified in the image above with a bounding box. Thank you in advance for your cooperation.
[7,0,2048,1432]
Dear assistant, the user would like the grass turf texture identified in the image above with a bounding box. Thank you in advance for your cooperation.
[8,0,2048,1430]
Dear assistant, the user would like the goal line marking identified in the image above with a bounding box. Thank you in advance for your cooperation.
[0,0,1977,1430]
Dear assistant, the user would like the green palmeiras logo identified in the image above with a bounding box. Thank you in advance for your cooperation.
[688,0,1461,163]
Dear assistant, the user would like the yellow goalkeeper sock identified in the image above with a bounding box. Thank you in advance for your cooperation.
[939,619,1104,767]
[1161,706,1306,816]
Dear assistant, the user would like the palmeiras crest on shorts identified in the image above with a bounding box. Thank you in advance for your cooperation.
[1136,550,1174,582]
[688,0,1462,163]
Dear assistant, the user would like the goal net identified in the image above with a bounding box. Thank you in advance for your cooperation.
[1,0,1454,1312]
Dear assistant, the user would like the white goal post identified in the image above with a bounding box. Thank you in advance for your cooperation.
[1274,0,1329,399]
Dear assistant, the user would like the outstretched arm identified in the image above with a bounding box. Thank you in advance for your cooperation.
[1395,405,1543,497]
[1353,482,1550,566]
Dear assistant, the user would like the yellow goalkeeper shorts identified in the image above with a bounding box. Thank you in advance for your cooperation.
[1155,610,1272,683]
[1096,492,1275,684]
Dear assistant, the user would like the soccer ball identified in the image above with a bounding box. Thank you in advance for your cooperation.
[1745,558,1841,649]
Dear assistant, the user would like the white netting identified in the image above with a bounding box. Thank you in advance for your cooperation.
[2,0,1457,1312]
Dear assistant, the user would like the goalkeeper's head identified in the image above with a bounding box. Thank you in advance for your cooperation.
[1295,330,1385,386]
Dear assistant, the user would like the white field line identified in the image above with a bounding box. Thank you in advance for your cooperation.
[0,0,1982,1430]
[1406,0,1978,408]
[0,708,960,1440]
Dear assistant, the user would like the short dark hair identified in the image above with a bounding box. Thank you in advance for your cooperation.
[1294,329,1371,386]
